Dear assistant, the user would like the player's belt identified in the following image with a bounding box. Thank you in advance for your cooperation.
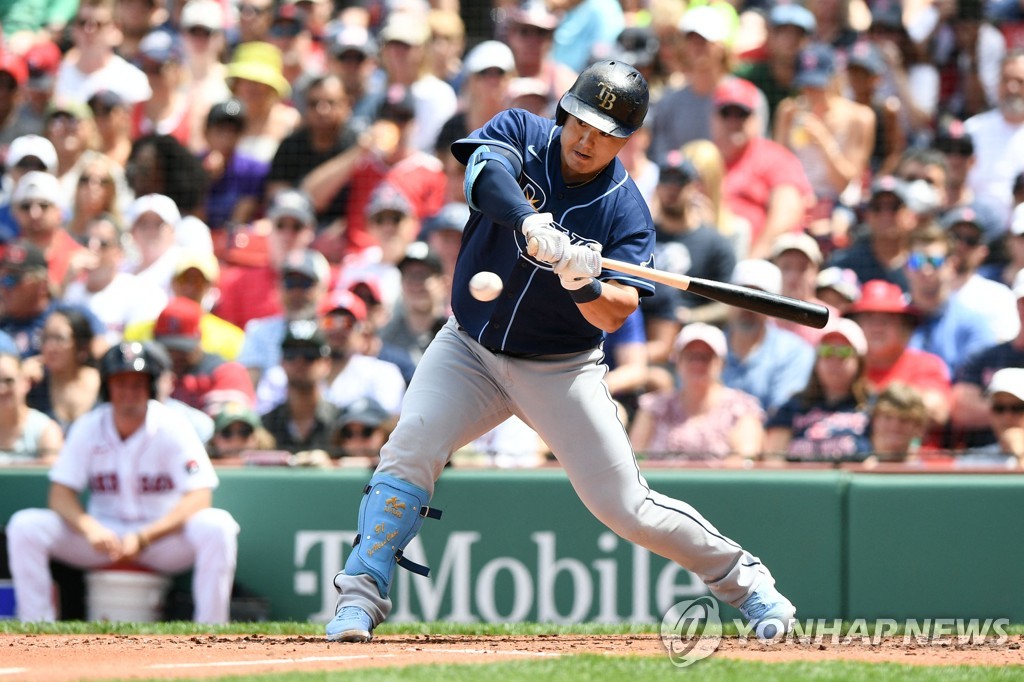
[457,325,543,359]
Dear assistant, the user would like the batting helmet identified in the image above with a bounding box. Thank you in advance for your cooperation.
[555,60,649,138]
[98,341,162,401]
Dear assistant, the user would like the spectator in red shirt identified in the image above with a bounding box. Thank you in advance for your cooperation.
[711,78,815,260]
[846,279,952,430]
[214,188,320,329]
[301,83,445,258]
[153,296,255,416]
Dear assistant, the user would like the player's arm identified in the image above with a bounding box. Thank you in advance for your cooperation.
[49,482,121,559]
[572,280,639,333]
[463,144,573,261]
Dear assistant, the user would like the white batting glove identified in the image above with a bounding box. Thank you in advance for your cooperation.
[521,213,569,264]
[554,243,603,290]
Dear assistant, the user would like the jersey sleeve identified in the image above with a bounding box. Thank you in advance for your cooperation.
[156,404,219,493]
[450,109,530,169]
[600,198,657,297]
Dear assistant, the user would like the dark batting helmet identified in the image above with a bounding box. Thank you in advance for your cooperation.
[555,60,649,138]
[98,341,163,401]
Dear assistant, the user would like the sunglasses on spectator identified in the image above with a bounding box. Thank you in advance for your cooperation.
[817,344,856,359]
[935,141,973,156]
[902,174,937,185]
[271,21,303,39]
[992,403,1024,415]
[281,345,326,361]
[239,4,270,17]
[0,273,23,289]
[281,273,315,290]
[950,229,982,247]
[219,423,255,439]
[321,312,356,331]
[370,211,404,225]
[275,217,308,232]
[18,200,54,212]
[868,199,903,213]
[717,105,751,120]
[78,174,113,187]
[74,16,110,29]
[187,26,215,39]
[340,424,376,439]
[335,51,367,64]
[907,252,946,271]
[48,112,80,126]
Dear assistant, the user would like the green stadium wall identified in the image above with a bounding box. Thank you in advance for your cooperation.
[1,468,1021,623]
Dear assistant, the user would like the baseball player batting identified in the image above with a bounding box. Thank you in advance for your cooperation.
[5,342,239,623]
[327,60,796,642]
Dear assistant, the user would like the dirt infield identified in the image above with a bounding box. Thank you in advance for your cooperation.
[2,633,1022,680]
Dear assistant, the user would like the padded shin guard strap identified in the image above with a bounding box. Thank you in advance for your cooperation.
[343,474,441,598]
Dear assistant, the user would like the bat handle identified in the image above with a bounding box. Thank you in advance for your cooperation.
[527,236,538,257]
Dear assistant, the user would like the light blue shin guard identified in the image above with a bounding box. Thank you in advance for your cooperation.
[343,474,443,598]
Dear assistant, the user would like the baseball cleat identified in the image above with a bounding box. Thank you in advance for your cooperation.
[326,606,374,642]
[738,584,796,641]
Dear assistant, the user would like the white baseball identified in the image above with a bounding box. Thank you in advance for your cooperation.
[469,271,503,301]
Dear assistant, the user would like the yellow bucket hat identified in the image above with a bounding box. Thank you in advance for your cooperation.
[226,42,291,98]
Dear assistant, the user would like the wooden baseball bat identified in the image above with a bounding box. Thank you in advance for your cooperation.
[602,257,830,329]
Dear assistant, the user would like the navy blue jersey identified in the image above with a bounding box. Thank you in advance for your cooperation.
[450,109,656,355]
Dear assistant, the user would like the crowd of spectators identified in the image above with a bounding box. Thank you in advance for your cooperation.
[0,0,1021,470]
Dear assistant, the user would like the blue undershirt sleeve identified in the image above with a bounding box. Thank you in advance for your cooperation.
[471,162,537,232]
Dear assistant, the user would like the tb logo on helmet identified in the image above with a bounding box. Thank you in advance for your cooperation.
[596,82,617,111]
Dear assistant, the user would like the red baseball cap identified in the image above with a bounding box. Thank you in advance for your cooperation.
[0,52,27,87]
[154,297,203,350]
[846,280,918,317]
[713,78,759,112]
[319,289,367,321]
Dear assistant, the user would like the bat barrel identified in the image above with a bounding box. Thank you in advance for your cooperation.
[685,277,830,329]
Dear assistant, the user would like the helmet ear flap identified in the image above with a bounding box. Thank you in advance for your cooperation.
[555,96,567,126]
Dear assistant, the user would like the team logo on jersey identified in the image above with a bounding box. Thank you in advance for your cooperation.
[521,173,546,211]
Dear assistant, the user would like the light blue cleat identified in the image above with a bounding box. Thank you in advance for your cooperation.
[326,606,374,642]
[738,584,796,641]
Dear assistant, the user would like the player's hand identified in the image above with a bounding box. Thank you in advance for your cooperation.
[84,524,123,560]
[521,213,568,263]
[554,242,602,290]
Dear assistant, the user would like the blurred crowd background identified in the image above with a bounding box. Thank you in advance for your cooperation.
[0,0,1022,470]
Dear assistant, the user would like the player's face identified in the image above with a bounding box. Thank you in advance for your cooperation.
[106,372,151,418]
[559,115,630,185]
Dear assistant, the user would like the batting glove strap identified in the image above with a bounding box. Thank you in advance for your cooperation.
[568,279,603,303]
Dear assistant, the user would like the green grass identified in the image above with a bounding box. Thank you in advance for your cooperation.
[117,656,1024,682]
